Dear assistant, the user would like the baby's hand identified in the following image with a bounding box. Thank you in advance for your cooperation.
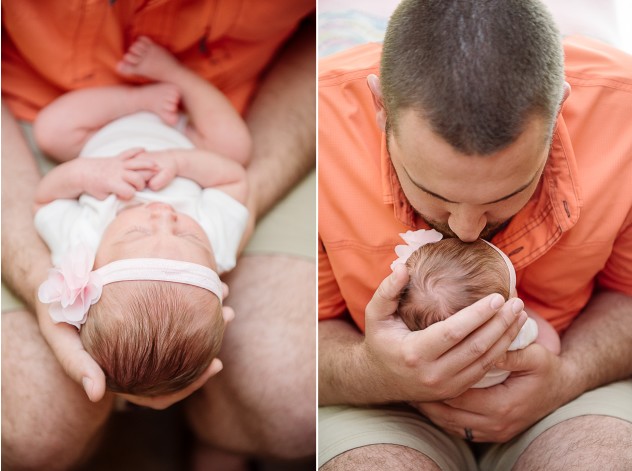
[83,148,153,200]
[131,150,179,191]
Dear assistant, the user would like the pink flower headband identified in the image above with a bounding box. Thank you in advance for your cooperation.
[38,245,222,329]
[390,229,516,292]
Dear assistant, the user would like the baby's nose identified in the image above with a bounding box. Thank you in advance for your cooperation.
[147,202,175,213]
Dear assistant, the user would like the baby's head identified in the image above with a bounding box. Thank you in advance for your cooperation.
[39,202,228,402]
[80,280,224,396]
[398,238,513,331]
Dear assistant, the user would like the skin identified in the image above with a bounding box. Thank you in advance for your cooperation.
[94,202,218,269]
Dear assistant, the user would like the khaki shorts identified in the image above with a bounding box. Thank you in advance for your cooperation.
[2,123,315,312]
[318,380,632,470]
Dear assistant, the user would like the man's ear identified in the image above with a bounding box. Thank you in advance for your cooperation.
[558,81,571,116]
[367,74,387,131]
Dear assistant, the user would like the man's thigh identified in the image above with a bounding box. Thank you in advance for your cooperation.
[185,254,316,458]
[480,380,632,470]
[1,309,113,470]
[318,405,477,471]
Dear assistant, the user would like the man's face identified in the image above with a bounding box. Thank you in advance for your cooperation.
[387,109,550,241]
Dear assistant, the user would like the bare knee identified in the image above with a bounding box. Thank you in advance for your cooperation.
[248,380,316,459]
[188,336,316,460]
[515,415,632,471]
[321,445,441,471]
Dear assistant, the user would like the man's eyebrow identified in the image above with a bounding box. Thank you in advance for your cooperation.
[403,167,540,205]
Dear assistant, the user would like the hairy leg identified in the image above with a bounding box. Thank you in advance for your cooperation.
[321,445,441,471]
[118,36,251,163]
[185,254,316,459]
[514,415,632,470]
[1,310,114,471]
[33,83,181,161]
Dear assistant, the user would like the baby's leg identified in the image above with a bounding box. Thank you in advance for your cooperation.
[34,84,181,162]
[118,36,251,165]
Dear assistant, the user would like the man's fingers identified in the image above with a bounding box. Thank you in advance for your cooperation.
[495,343,547,372]
[77,353,107,402]
[41,321,107,402]
[447,311,528,387]
[421,293,509,357]
[222,306,235,323]
[365,265,409,322]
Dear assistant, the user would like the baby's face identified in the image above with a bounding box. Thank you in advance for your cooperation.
[95,202,216,269]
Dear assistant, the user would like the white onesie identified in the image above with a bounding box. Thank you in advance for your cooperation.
[35,112,248,274]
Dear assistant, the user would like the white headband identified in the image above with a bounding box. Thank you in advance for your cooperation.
[96,258,222,297]
[38,247,222,329]
[391,229,516,293]
[481,240,516,293]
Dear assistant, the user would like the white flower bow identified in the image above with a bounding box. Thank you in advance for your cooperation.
[38,245,103,329]
[390,229,443,270]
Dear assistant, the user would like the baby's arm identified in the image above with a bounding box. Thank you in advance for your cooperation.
[139,149,248,204]
[524,306,562,355]
[34,148,149,210]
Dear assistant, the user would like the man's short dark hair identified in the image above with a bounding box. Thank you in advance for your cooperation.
[381,0,565,155]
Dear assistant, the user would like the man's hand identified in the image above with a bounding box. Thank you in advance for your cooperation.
[320,266,529,405]
[35,299,107,402]
[412,344,566,442]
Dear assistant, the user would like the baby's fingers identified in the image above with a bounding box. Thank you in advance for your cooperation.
[117,147,145,160]
[111,181,137,200]
[124,157,158,172]
[148,169,174,191]
[123,170,148,191]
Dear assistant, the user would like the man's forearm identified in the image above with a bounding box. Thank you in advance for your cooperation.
[1,103,52,309]
[245,15,316,220]
[559,289,632,399]
[319,319,391,406]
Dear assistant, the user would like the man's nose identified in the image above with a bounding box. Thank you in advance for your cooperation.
[448,208,486,242]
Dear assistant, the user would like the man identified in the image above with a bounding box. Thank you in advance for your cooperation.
[318,0,632,469]
[2,2,316,469]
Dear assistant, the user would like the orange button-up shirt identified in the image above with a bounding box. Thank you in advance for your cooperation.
[319,37,632,333]
[2,0,314,120]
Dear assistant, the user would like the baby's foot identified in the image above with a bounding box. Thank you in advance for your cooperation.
[117,36,181,82]
[133,82,181,126]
